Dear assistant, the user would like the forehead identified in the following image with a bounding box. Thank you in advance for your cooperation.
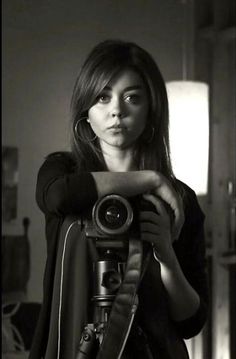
[106,68,146,90]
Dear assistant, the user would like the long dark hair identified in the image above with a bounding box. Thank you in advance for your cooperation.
[70,39,175,181]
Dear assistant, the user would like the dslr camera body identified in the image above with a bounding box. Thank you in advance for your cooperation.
[85,194,140,240]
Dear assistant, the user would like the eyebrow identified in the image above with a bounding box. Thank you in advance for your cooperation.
[103,85,144,91]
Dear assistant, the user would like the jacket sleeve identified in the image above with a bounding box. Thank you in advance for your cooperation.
[172,184,209,339]
[35,152,98,216]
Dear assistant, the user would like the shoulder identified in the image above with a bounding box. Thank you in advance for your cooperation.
[44,151,77,170]
[46,151,76,162]
[37,151,78,179]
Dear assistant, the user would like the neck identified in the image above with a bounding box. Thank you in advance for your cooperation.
[101,144,136,172]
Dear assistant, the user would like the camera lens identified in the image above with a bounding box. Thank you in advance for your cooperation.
[92,194,133,235]
[105,206,121,224]
[99,199,127,229]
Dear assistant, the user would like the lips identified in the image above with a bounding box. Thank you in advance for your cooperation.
[108,126,127,134]
[108,125,125,129]
[108,124,127,131]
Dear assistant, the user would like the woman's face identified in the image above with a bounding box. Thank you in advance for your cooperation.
[88,69,149,151]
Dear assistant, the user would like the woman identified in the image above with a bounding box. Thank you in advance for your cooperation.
[30,40,208,359]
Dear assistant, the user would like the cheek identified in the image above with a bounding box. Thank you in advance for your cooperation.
[88,107,97,123]
[89,120,102,135]
[134,108,148,131]
[88,109,104,131]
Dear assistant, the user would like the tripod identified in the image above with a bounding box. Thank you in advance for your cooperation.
[76,238,129,358]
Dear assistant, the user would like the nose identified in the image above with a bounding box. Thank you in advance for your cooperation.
[112,111,122,118]
[111,97,124,118]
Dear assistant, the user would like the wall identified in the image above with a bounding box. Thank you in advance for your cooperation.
[194,1,236,357]
[2,0,193,302]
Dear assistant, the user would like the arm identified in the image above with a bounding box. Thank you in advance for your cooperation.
[91,170,157,198]
[140,190,208,337]
[36,152,184,237]
[158,252,200,321]
[36,155,157,216]
[36,152,98,216]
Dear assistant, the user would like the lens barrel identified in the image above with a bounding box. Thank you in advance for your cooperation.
[92,194,133,235]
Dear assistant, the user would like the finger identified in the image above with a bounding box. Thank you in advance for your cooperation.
[140,222,160,234]
[140,232,158,244]
[142,194,168,218]
[176,197,185,237]
[154,173,179,209]
[171,194,185,239]
[153,174,185,239]
[139,211,160,223]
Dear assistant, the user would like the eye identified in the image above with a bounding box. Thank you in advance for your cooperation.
[97,93,111,104]
[125,94,142,104]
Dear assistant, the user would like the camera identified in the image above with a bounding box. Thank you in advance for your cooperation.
[85,194,139,239]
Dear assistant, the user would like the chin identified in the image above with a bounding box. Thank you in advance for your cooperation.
[102,136,136,149]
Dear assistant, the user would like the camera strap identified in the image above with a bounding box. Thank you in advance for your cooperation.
[96,238,150,359]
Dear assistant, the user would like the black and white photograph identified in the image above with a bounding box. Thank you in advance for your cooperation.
[2,1,235,358]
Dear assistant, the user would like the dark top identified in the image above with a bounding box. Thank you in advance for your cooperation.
[30,151,208,359]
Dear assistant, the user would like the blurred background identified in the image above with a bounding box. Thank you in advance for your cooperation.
[2,0,235,358]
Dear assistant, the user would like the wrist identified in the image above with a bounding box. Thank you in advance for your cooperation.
[152,171,161,187]
[153,245,177,269]
[149,171,162,191]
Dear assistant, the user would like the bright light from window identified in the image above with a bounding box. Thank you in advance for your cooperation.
[166,81,209,195]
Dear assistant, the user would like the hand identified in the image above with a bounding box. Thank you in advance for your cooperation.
[152,172,184,240]
[140,194,176,264]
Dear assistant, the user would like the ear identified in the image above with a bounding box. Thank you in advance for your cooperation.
[87,118,90,123]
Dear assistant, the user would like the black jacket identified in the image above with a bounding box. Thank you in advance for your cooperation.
[30,152,208,359]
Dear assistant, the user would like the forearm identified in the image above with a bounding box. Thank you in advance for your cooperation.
[158,251,200,322]
[91,170,157,198]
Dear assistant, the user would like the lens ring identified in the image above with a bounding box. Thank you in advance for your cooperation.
[92,194,133,235]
